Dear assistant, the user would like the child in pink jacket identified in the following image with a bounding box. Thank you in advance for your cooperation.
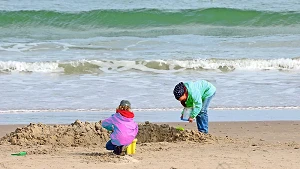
[102,100,138,155]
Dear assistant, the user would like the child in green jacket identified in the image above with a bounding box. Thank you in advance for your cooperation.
[173,80,216,133]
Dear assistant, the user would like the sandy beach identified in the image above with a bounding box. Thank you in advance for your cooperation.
[0,120,299,169]
[1,0,300,169]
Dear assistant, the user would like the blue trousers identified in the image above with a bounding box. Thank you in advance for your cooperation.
[196,92,215,133]
[106,140,117,150]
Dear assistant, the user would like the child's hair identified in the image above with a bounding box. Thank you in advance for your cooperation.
[116,105,131,111]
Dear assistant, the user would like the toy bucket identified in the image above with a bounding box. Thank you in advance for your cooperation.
[126,138,138,155]
[181,108,193,121]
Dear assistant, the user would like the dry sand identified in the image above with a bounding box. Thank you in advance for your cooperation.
[0,120,299,169]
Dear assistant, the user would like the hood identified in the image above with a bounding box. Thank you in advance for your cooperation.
[116,109,134,118]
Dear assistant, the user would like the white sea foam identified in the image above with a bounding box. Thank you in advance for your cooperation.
[0,58,300,73]
[0,61,62,73]
[1,106,300,114]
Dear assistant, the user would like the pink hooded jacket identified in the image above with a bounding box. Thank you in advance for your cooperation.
[102,110,138,146]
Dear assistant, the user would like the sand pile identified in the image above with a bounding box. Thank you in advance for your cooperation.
[0,120,110,147]
[0,120,217,147]
[137,121,215,143]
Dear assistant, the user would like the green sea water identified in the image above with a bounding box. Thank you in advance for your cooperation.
[0,0,299,112]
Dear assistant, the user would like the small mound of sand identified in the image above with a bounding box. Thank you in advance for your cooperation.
[0,120,218,147]
[137,121,216,143]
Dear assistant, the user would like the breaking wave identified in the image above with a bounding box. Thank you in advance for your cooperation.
[0,58,300,74]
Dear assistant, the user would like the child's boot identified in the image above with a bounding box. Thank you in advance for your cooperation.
[113,146,127,156]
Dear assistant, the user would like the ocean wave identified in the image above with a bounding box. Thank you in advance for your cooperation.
[0,8,300,38]
[1,8,300,28]
[0,58,300,74]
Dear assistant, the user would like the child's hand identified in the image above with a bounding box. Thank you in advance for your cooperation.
[188,117,193,123]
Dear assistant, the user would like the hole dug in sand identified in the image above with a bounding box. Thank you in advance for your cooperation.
[78,152,139,163]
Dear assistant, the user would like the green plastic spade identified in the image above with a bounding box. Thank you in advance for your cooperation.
[11,151,27,156]
[176,126,184,131]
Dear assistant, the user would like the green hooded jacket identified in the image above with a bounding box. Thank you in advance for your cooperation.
[183,80,216,118]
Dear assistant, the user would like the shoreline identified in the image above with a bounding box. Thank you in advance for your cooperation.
[1,109,300,125]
